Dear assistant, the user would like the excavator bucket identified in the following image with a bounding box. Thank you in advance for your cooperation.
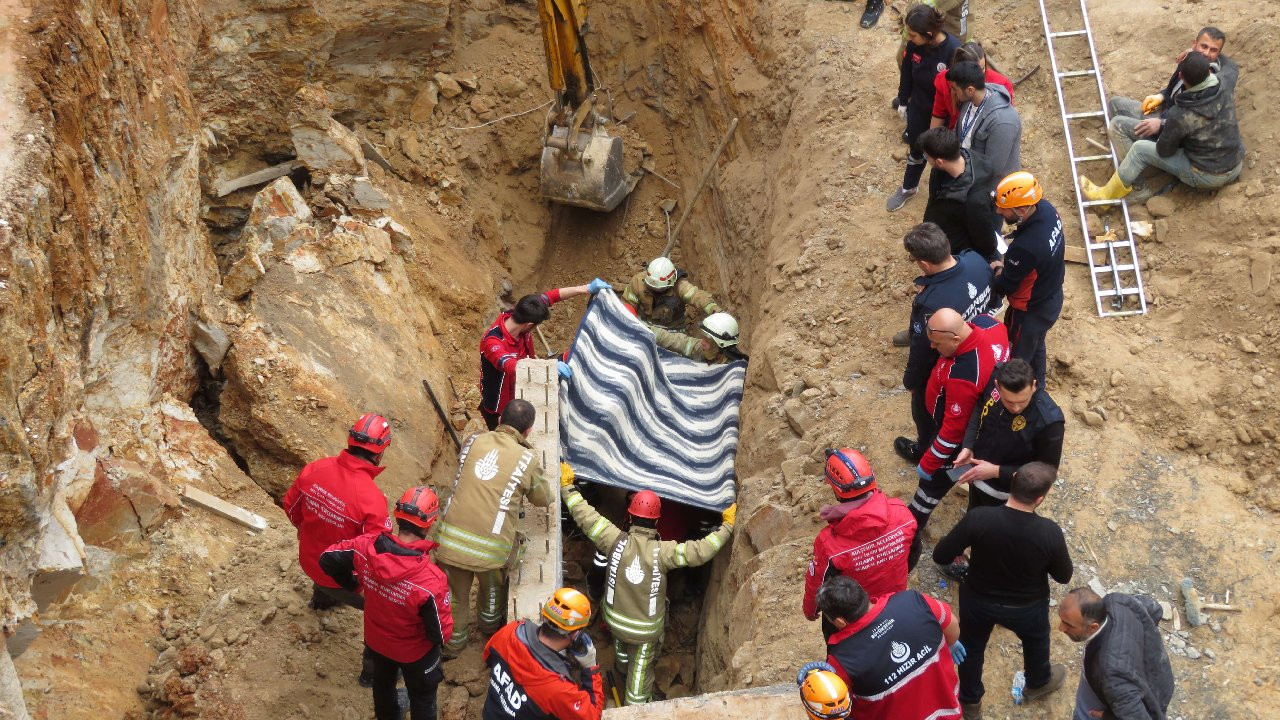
[540,123,637,213]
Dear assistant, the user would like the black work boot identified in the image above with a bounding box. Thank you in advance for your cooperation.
[861,0,885,28]
[894,437,923,464]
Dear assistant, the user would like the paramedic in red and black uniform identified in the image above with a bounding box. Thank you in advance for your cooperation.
[482,588,604,720]
[479,281,605,430]
[320,486,453,720]
[803,448,916,639]
[905,308,1008,565]
[819,575,964,720]
[990,171,1065,389]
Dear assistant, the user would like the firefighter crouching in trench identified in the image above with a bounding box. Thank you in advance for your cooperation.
[560,463,736,705]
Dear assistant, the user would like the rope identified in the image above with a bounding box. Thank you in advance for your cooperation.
[446,100,553,131]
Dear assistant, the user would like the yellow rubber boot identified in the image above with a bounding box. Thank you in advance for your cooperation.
[1080,173,1132,201]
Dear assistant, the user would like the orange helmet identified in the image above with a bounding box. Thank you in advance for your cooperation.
[627,490,662,520]
[349,413,392,454]
[994,171,1044,209]
[824,448,877,500]
[393,486,439,530]
[541,587,591,632]
[797,664,851,720]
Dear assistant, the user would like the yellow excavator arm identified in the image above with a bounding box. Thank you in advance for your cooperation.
[539,0,594,109]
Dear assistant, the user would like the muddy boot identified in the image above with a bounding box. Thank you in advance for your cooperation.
[1023,663,1067,702]
[893,437,923,464]
[961,701,983,720]
[860,0,885,28]
[308,585,338,611]
[892,329,910,347]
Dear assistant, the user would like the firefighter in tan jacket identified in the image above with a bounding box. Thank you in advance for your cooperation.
[561,464,736,706]
[653,312,747,365]
[434,399,553,656]
[615,257,722,331]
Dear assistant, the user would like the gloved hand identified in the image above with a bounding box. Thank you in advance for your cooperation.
[915,464,931,482]
[950,641,967,665]
[722,502,737,528]
[706,302,722,314]
[557,361,573,379]
[560,462,576,488]
[569,632,597,669]
[897,103,908,120]
[1141,94,1164,115]
[796,660,837,686]
[588,277,610,294]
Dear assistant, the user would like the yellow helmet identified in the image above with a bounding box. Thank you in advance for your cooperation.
[541,587,591,632]
[994,170,1044,209]
[798,666,851,720]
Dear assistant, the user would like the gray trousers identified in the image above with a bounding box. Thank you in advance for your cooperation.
[1108,97,1242,189]
[1073,671,1105,720]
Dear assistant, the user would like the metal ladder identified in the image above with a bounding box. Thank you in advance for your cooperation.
[1037,0,1148,317]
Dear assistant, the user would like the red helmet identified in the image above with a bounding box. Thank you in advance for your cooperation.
[627,490,662,520]
[394,486,440,530]
[824,448,877,500]
[349,413,392,454]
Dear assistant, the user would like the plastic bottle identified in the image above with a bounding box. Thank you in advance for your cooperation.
[1011,670,1026,705]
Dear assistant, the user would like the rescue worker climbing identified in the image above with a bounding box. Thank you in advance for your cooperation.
[803,449,917,639]
[561,464,736,705]
[434,399,553,657]
[319,486,453,720]
[652,311,747,364]
[613,256,724,331]
[283,412,394,612]
[482,587,605,719]
[796,662,852,720]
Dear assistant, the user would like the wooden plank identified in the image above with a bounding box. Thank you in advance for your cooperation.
[509,359,563,622]
[213,160,302,198]
[181,485,269,532]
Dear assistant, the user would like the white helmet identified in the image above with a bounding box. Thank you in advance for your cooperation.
[701,312,739,348]
[644,257,679,290]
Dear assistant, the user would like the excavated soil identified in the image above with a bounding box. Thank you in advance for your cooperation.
[3,0,1279,718]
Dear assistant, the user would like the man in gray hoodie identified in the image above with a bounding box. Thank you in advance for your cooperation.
[946,61,1022,204]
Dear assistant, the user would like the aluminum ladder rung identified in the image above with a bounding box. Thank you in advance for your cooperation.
[1039,0,1148,318]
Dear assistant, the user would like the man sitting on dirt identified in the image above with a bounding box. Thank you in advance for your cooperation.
[432,399,553,658]
[897,308,1008,553]
[319,486,453,720]
[920,127,1001,261]
[652,311,747,364]
[803,448,916,640]
[480,279,607,430]
[1104,27,1238,164]
[561,465,735,705]
[613,256,724,331]
[1082,50,1244,201]
[818,575,964,720]
[1058,587,1174,720]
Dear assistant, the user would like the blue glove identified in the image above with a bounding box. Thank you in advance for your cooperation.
[556,361,573,379]
[796,661,836,686]
[915,464,931,482]
[569,632,597,669]
[950,641,967,665]
[588,278,610,294]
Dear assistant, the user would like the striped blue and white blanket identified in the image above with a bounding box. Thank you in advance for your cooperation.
[559,289,744,511]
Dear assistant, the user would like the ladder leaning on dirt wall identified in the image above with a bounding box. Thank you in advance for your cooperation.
[509,359,564,622]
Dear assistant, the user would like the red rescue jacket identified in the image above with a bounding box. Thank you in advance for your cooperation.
[921,316,1009,475]
[482,620,604,720]
[283,451,391,587]
[480,289,564,416]
[803,492,917,620]
[319,532,453,663]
